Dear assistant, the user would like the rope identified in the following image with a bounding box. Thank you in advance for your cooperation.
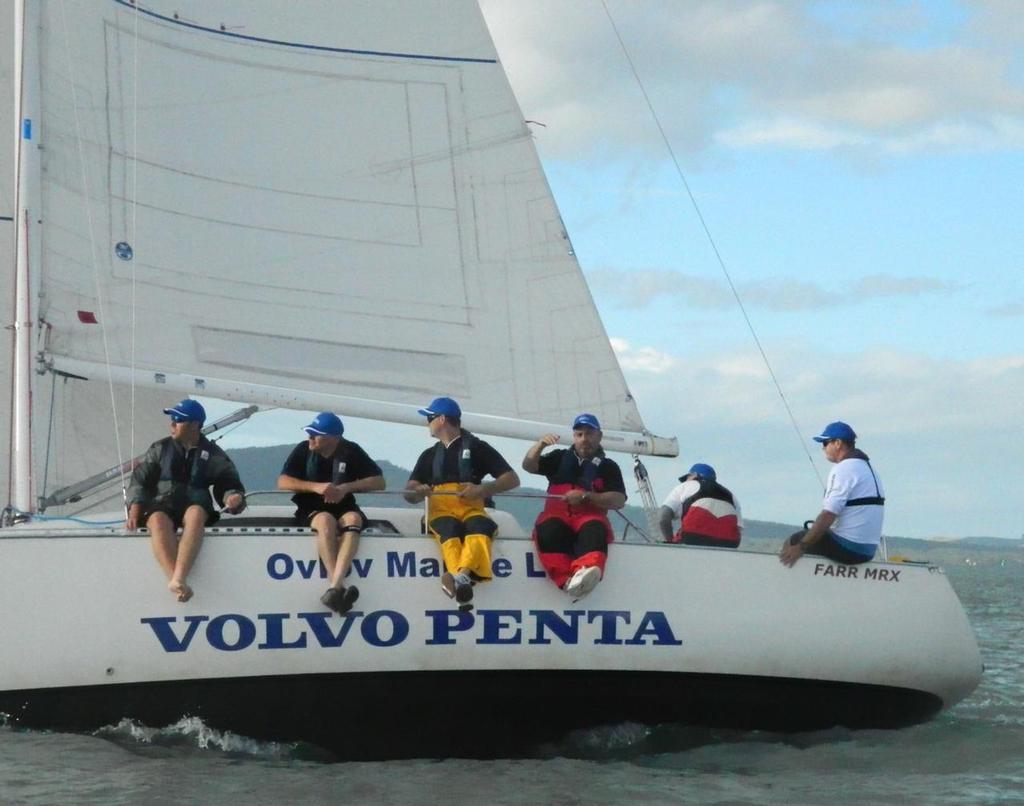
[599,1,824,489]
[57,0,129,489]
[7,508,125,526]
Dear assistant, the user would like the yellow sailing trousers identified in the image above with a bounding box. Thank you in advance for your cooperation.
[426,483,497,581]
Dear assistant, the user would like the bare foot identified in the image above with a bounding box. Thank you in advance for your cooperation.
[169,579,193,602]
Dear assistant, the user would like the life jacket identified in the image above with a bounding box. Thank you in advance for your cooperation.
[305,438,354,484]
[843,449,886,508]
[675,478,740,545]
[430,430,480,485]
[159,438,213,507]
[550,448,604,490]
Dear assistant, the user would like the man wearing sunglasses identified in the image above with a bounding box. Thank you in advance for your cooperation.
[126,398,246,602]
[779,421,885,567]
[404,396,520,610]
[277,412,385,614]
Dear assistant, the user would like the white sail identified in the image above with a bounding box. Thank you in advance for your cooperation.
[26,376,173,513]
[30,0,673,454]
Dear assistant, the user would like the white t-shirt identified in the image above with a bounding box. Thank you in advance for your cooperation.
[823,457,885,547]
[661,480,744,533]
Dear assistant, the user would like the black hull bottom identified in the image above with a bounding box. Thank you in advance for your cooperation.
[0,671,942,760]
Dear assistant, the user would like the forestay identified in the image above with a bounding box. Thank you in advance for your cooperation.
[28,0,675,456]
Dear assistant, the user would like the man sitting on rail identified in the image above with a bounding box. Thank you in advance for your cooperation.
[522,414,626,601]
[126,399,246,602]
[278,412,385,614]
[404,397,520,611]
[780,421,885,567]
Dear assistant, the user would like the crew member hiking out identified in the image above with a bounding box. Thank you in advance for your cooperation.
[522,413,626,601]
[278,412,385,614]
[780,421,886,567]
[404,397,520,611]
[126,399,246,602]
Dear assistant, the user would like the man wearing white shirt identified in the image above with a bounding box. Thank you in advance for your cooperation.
[780,421,885,567]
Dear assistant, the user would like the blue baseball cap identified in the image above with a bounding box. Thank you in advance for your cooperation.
[163,399,206,425]
[572,413,601,430]
[681,462,716,482]
[813,421,857,443]
[417,397,461,419]
[304,412,343,437]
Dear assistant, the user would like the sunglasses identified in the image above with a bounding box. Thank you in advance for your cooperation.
[426,414,440,423]
[169,414,192,424]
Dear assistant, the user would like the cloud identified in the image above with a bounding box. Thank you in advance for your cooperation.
[610,338,678,374]
[478,0,1024,159]
[588,268,734,309]
[851,274,952,297]
[988,301,1024,317]
[588,268,953,311]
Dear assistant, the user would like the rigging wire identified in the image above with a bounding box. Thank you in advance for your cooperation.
[57,0,129,490]
[39,372,58,504]
[599,1,824,488]
[206,419,249,444]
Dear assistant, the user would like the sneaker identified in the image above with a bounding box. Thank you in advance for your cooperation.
[320,587,339,609]
[441,572,456,599]
[337,585,360,614]
[564,566,601,600]
[321,585,359,614]
[454,579,473,606]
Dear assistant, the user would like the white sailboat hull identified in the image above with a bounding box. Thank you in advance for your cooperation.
[0,507,981,757]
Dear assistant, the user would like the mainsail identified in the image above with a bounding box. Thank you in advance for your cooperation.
[8,0,677,510]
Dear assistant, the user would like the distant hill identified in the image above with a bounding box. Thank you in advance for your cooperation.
[230,443,411,501]
[226,443,1023,564]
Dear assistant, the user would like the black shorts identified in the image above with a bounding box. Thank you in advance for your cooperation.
[142,502,218,529]
[788,530,874,565]
[295,504,366,528]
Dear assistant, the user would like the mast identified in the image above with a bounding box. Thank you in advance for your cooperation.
[10,0,36,513]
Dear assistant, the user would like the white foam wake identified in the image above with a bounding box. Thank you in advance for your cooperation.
[93,716,299,758]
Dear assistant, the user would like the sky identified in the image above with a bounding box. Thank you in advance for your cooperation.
[216,0,1023,540]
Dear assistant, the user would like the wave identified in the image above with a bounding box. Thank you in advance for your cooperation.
[91,716,331,761]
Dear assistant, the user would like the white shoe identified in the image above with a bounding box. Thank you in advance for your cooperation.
[564,566,601,600]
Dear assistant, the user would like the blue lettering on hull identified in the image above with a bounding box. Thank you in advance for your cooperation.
[142,609,682,652]
[265,551,547,580]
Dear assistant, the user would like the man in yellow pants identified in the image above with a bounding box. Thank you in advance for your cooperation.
[404,397,519,610]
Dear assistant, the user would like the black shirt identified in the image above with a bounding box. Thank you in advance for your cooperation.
[409,431,513,486]
[281,439,382,513]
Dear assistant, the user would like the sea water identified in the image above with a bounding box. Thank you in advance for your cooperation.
[2,562,1021,805]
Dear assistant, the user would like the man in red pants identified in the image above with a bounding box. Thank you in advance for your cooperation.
[522,414,626,600]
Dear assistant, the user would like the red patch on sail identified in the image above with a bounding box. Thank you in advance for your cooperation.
[77,310,98,324]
